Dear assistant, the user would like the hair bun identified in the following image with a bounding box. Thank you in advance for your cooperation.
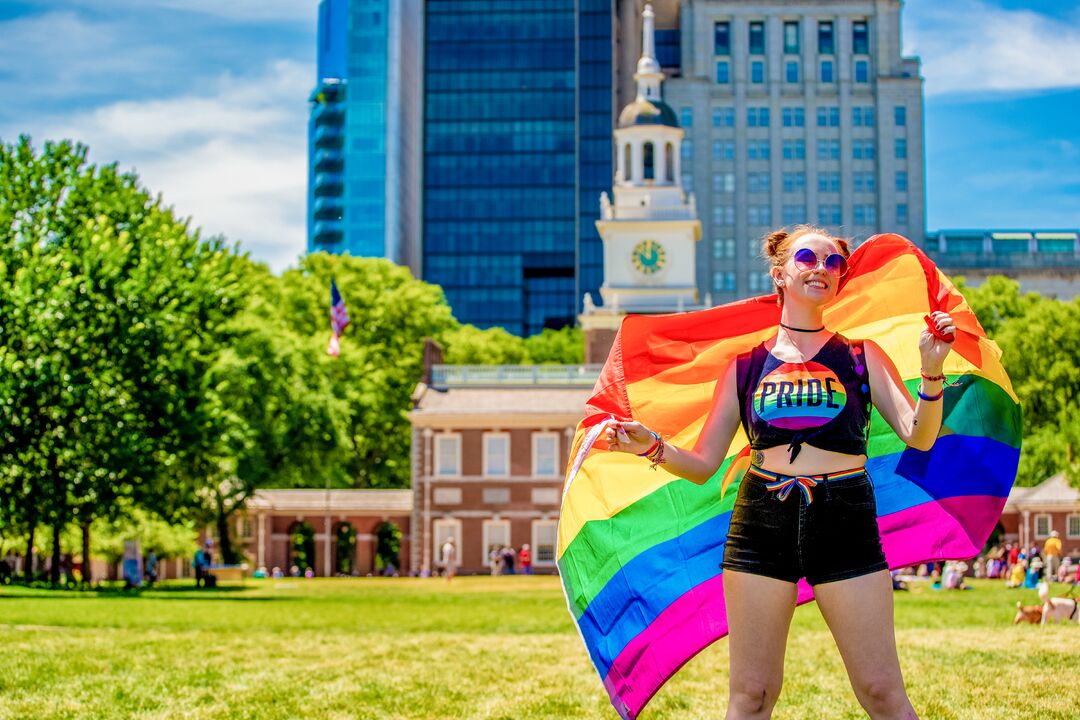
[763,230,789,259]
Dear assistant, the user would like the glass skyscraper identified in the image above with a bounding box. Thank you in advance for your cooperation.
[423,0,613,336]
[308,0,422,268]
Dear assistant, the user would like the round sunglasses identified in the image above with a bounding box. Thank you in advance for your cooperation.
[792,247,848,277]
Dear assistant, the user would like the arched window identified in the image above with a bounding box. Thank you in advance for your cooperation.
[623,143,632,181]
[643,142,655,181]
[334,522,357,575]
[287,521,316,575]
[665,142,675,183]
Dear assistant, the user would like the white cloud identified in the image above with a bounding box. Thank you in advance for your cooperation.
[905,0,1080,96]
[35,60,313,272]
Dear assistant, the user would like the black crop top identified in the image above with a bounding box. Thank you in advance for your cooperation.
[736,333,872,463]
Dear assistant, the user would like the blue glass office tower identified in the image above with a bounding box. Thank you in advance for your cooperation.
[423,0,613,336]
[308,0,422,267]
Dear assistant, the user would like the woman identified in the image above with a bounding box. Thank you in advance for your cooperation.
[604,226,954,719]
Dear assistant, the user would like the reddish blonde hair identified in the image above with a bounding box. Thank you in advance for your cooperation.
[761,225,852,305]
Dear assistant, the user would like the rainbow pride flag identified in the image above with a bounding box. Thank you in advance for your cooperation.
[557,234,1021,719]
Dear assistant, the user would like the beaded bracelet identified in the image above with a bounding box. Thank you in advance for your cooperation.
[647,436,667,470]
[917,389,944,401]
[920,370,959,387]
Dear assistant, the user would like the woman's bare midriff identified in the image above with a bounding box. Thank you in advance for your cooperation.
[754,443,867,476]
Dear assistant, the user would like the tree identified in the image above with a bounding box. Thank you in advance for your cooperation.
[440,325,529,365]
[524,326,585,364]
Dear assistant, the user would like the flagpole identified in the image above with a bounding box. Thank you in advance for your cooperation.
[324,264,349,579]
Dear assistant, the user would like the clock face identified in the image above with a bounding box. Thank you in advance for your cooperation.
[632,239,666,275]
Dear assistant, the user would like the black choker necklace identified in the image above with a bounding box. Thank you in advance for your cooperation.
[780,322,825,333]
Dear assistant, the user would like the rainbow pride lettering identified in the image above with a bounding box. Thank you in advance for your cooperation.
[557,234,1021,720]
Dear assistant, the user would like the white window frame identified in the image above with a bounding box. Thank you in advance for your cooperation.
[531,488,559,505]
[532,432,560,478]
[1034,513,1052,539]
[482,432,511,478]
[433,487,462,505]
[434,433,462,478]
[433,518,462,566]
[532,520,559,568]
[1067,514,1080,539]
[482,519,511,567]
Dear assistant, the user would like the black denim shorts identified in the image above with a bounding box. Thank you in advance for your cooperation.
[721,468,888,586]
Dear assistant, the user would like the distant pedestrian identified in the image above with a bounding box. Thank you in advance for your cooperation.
[501,545,516,575]
[145,551,158,586]
[489,548,501,576]
[519,544,532,575]
[441,537,457,582]
[193,546,207,588]
[1043,531,1062,579]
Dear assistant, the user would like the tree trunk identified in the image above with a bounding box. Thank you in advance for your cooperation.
[50,522,61,586]
[81,520,92,585]
[24,519,36,583]
[215,506,238,565]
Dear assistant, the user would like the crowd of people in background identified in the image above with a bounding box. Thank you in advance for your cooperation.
[487,543,532,576]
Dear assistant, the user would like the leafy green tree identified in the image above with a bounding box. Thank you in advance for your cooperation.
[524,326,585,364]
[954,275,1040,339]
[440,325,529,365]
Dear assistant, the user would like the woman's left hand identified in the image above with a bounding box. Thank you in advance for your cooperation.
[919,310,955,370]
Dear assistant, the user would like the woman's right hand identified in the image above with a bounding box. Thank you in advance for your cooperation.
[604,420,657,455]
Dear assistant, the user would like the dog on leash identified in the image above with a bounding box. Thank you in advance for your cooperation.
[1038,581,1080,625]
[1014,601,1043,624]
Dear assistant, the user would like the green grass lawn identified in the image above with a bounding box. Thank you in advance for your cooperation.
[0,576,1076,719]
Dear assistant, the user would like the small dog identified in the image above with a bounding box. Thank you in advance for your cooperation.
[1039,582,1080,625]
[1014,601,1043,625]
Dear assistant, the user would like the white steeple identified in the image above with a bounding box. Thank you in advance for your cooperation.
[635,4,663,102]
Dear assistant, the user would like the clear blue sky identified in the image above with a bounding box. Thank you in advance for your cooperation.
[1,0,1077,271]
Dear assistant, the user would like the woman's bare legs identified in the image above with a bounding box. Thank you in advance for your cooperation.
[723,570,798,719]
[813,570,919,720]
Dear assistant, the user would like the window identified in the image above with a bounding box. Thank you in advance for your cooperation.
[748,204,771,226]
[531,488,559,505]
[817,106,839,127]
[433,518,462,566]
[533,432,559,478]
[1035,514,1052,539]
[853,172,876,193]
[817,139,840,160]
[782,107,805,127]
[854,205,877,225]
[680,106,693,127]
[818,204,841,225]
[749,21,765,54]
[747,107,769,127]
[820,60,834,83]
[896,203,909,225]
[714,271,736,291]
[747,238,760,257]
[782,140,805,160]
[716,60,730,84]
[784,21,800,53]
[681,139,693,160]
[682,173,694,190]
[853,140,875,159]
[895,138,907,159]
[435,434,461,477]
[852,107,875,127]
[1068,514,1080,539]
[482,519,511,566]
[712,106,735,127]
[748,273,773,293]
[750,60,765,84]
[853,20,869,54]
[748,172,770,193]
[532,520,558,565]
[818,172,840,192]
[712,205,735,225]
[748,140,770,160]
[712,140,735,161]
[896,171,908,192]
[713,172,735,193]
[895,106,907,126]
[483,433,510,477]
[714,21,731,55]
[854,60,869,83]
[785,61,799,83]
[818,21,835,54]
[783,172,805,193]
[783,204,807,224]
[713,238,736,258]
[433,487,462,505]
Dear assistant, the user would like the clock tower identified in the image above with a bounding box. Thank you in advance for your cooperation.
[580,3,703,362]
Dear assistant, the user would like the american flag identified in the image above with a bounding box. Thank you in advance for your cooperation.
[326,278,350,357]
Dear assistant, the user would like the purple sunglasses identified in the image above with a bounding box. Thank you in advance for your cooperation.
[792,247,848,277]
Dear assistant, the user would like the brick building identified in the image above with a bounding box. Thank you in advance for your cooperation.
[408,365,597,575]
[1000,473,1080,558]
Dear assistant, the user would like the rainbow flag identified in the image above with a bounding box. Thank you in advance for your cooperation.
[557,234,1021,719]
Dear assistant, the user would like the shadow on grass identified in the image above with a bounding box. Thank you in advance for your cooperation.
[0,584,293,602]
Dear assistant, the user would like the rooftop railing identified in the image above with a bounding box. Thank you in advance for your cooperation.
[430,364,602,388]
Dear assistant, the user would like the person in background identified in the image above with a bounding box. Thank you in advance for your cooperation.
[145,550,158,587]
[519,544,533,575]
[441,537,457,583]
[1043,530,1062,580]
[501,545,516,575]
